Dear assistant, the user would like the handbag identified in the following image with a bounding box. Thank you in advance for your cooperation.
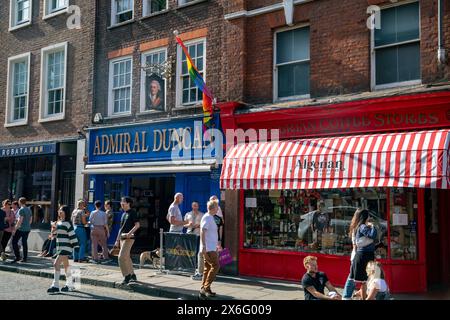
[218,248,233,267]
[109,246,120,257]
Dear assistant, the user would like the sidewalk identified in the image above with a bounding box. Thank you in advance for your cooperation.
[1,252,448,300]
[0,251,304,300]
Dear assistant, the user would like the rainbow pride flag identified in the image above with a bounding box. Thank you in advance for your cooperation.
[175,33,214,128]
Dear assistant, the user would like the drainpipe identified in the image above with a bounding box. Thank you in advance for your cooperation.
[437,0,447,64]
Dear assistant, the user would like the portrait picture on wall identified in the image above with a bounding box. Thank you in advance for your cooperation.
[145,74,165,111]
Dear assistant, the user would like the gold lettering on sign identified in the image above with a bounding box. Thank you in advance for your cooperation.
[141,131,149,152]
[193,126,202,149]
[93,136,101,155]
[153,130,162,152]
[171,128,182,150]
[101,135,109,155]
[132,132,141,153]
[183,127,192,150]
[123,133,132,154]
[109,135,119,154]
[162,129,171,151]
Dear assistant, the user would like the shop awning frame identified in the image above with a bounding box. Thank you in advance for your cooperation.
[220,129,450,190]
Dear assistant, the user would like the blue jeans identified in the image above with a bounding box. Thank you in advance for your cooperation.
[74,226,86,260]
[342,277,356,299]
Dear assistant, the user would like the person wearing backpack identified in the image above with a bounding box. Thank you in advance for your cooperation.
[342,209,377,300]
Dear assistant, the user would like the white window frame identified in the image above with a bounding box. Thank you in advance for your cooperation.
[9,0,33,31]
[5,52,31,127]
[178,0,204,7]
[111,0,134,26]
[143,0,168,17]
[43,0,69,20]
[39,42,68,123]
[108,56,133,117]
[273,23,311,102]
[140,48,167,113]
[176,37,206,108]
[371,0,421,91]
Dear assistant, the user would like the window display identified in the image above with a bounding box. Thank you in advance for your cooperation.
[244,188,389,259]
[390,188,418,260]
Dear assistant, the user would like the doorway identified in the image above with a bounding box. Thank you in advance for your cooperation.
[129,176,175,251]
[425,189,450,288]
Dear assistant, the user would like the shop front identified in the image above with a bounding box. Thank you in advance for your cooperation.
[0,140,77,227]
[219,91,450,293]
[83,117,221,250]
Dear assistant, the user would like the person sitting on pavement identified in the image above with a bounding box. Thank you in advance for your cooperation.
[184,201,204,280]
[301,256,342,300]
[364,261,392,300]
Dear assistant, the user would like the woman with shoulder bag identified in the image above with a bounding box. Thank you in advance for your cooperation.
[114,196,140,285]
[71,200,88,263]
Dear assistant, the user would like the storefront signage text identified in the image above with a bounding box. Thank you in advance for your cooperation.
[0,143,57,158]
[296,158,346,172]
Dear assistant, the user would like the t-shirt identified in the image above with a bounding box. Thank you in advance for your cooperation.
[168,203,183,233]
[367,278,388,293]
[301,272,329,300]
[312,211,330,232]
[90,209,107,226]
[18,207,32,232]
[0,209,5,231]
[184,211,204,235]
[106,209,114,230]
[200,214,218,252]
[119,209,139,235]
[71,209,85,226]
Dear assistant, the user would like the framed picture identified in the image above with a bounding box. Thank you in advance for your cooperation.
[145,74,165,111]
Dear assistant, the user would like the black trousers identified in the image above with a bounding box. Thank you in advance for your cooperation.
[12,230,30,260]
[1,231,12,253]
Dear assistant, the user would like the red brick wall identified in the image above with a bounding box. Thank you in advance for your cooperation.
[0,0,96,145]
[228,0,450,104]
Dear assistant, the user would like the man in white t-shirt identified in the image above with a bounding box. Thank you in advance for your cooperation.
[199,200,220,298]
[184,201,204,280]
[167,193,185,233]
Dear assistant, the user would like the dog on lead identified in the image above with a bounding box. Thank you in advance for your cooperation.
[139,248,160,269]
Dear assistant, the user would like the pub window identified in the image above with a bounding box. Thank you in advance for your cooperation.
[9,0,32,30]
[373,1,420,88]
[274,26,310,100]
[39,42,67,122]
[6,52,30,126]
[177,39,206,106]
[108,56,133,115]
[244,188,389,260]
[178,0,197,6]
[43,0,68,18]
[143,0,167,16]
[111,0,134,26]
[140,48,167,112]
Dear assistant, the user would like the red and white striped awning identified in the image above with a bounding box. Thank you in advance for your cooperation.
[220,130,450,190]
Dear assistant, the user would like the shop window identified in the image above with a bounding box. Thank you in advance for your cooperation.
[108,56,132,115]
[243,188,388,259]
[274,26,310,100]
[177,39,205,106]
[143,0,167,16]
[373,1,420,89]
[39,42,67,122]
[6,52,30,126]
[389,188,418,260]
[111,0,134,25]
[9,0,32,30]
[43,0,68,18]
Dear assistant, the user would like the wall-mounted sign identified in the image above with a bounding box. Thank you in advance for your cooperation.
[88,118,219,165]
[0,143,57,158]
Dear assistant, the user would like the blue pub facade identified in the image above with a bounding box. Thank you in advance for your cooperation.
[84,116,221,250]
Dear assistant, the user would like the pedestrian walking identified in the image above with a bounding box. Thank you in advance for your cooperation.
[114,196,140,285]
[342,208,362,300]
[90,200,110,263]
[199,200,221,298]
[167,193,185,233]
[345,209,378,300]
[71,200,88,263]
[11,197,32,263]
[105,200,114,236]
[0,206,6,261]
[1,200,15,261]
[47,205,79,293]
[184,201,204,280]
[7,201,20,253]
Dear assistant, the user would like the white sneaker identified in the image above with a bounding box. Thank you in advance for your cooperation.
[191,273,203,281]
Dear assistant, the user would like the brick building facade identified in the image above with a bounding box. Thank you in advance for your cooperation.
[0,0,96,223]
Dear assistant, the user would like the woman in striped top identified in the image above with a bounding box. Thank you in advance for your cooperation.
[47,205,79,294]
